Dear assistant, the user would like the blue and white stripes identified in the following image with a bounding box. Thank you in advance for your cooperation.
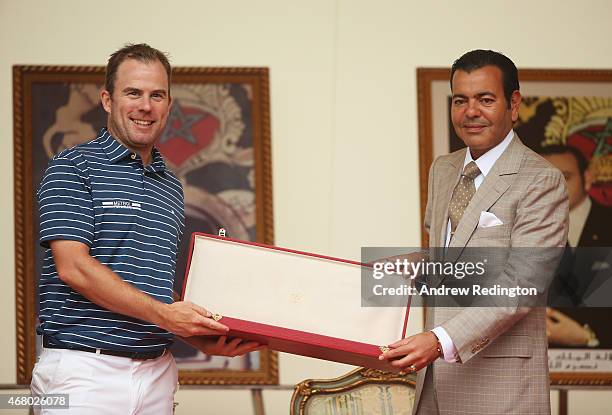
[37,128,185,352]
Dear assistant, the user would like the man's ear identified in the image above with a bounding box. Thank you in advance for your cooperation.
[510,90,522,123]
[583,168,593,193]
[100,89,112,114]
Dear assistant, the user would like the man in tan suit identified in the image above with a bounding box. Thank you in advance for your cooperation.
[381,50,568,414]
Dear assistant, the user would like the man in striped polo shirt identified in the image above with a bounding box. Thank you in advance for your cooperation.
[31,44,260,414]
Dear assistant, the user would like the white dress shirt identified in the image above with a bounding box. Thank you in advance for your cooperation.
[568,196,591,247]
[432,130,515,362]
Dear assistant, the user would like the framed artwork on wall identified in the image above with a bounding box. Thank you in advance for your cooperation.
[13,65,277,385]
[417,67,612,385]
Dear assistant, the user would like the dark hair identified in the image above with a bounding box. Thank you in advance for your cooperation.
[540,145,589,177]
[451,49,519,108]
[105,43,171,95]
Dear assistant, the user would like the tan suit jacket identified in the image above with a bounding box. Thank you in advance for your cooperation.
[414,135,569,415]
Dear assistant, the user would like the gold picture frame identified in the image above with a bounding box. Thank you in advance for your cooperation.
[417,67,612,386]
[13,65,278,385]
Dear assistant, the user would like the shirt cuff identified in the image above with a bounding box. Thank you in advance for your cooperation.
[431,327,459,363]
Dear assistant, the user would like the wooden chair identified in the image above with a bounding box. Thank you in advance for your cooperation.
[291,367,416,415]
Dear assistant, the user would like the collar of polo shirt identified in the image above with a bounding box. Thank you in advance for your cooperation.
[99,128,168,174]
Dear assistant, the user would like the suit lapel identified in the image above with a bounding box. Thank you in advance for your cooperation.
[445,135,525,260]
[433,151,465,247]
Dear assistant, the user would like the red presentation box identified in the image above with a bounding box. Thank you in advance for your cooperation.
[181,233,411,371]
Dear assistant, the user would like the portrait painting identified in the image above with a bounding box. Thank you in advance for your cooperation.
[13,66,277,385]
[417,68,612,385]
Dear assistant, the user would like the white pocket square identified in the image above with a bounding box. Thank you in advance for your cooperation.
[478,211,503,228]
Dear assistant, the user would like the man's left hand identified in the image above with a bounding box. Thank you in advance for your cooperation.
[379,331,441,371]
[184,335,264,357]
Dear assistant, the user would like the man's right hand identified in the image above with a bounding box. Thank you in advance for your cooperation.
[546,307,590,346]
[156,301,229,337]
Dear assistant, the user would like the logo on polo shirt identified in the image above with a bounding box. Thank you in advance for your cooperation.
[102,200,141,210]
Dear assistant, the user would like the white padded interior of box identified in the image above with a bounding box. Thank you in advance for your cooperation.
[184,235,408,346]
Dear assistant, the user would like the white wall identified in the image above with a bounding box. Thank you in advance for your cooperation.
[1,0,611,413]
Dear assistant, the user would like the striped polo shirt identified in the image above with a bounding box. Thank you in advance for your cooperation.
[37,128,185,352]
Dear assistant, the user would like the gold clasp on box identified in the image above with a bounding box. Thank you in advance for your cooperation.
[212,313,222,321]
[379,345,390,353]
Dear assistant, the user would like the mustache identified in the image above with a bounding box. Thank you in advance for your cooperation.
[462,121,490,127]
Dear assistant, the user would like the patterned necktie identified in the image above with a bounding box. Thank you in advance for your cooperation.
[448,161,481,238]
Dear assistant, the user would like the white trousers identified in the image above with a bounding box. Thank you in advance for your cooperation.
[31,348,178,415]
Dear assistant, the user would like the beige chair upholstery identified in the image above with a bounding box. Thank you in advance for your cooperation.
[291,368,416,415]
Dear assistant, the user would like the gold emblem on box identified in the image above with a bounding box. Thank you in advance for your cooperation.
[379,345,390,353]
[212,313,222,321]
